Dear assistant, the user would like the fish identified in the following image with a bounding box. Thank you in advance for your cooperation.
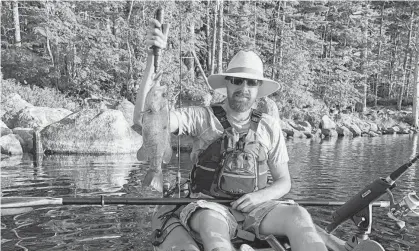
[137,70,172,193]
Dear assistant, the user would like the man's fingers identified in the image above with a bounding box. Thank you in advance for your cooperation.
[231,195,247,209]
[145,39,166,49]
[149,18,162,29]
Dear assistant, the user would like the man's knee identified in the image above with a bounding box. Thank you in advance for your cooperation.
[286,206,315,228]
[190,209,229,233]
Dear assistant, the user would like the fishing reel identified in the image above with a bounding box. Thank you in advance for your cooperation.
[163,179,190,198]
[387,190,419,229]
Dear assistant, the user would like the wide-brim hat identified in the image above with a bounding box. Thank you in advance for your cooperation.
[208,50,280,98]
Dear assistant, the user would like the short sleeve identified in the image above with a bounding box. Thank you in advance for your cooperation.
[172,106,211,137]
[267,118,289,166]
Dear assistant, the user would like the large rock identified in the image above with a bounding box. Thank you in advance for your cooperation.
[12,127,34,153]
[114,99,135,126]
[295,121,312,133]
[345,123,362,137]
[320,115,336,130]
[336,126,353,137]
[1,93,34,128]
[321,128,338,138]
[15,106,72,129]
[0,134,23,155]
[368,122,379,133]
[279,118,294,131]
[42,109,142,154]
[1,120,13,136]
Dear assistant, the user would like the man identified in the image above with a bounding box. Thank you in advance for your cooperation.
[134,19,328,251]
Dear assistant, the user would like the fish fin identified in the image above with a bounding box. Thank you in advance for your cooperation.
[136,147,148,162]
[162,144,172,164]
[143,169,163,193]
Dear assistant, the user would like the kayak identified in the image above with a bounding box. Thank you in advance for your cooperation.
[150,204,387,251]
[151,204,291,251]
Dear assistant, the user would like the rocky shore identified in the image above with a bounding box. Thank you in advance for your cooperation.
[1,93,416,156]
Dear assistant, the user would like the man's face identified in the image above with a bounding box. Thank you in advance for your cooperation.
[225,77,260,112]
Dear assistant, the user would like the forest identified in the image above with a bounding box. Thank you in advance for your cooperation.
[1,1,419,126]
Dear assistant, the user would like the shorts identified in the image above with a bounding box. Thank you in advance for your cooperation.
[178,198,286,244]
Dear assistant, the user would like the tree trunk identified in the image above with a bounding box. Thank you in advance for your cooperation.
[216,0,224,74]
[361,20,368,113]
[413,25,419,128]
[374,3,384,107]
[189,18,195,83]
[206,2,211,71]
[253,1,257,47]
[271,1,280,79]
[192,50,211,90]
[12,0,21,47]
[397,9,414,110]
[277,1,286,79]
[389,34,399,98]
[210,3,218,75]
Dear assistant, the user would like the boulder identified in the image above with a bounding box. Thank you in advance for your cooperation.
[12,127,34,153]
[1,93,34,128]
[321,128,338,138]
[345,123,362,137]
[15,106,72,129]
[368,122,379,133]
[114,99,135,126]
[387,126,400,134]
[42,109,142,154]
[293,130,306,138]
[336,126,353,137]
[313,129,322,138]
[1,120,13,136]
[278,119,294,131]
[0,134,23,155]
[368,131,379,137]
[295,121,312,132]
[397,128,410,134]
[320,115,336,130]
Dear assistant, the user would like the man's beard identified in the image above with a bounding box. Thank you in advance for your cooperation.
[228,91,254,112]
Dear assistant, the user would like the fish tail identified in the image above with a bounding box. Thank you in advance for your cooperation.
[143,169,163,193]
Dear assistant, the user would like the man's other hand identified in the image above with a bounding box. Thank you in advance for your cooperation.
[231,192,267,213]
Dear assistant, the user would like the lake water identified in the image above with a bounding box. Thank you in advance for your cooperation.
[1,135,418,251]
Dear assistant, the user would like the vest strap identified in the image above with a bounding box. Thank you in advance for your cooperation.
[211,105,231,129]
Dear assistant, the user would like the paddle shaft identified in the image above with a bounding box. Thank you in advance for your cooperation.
[1,196,390,209]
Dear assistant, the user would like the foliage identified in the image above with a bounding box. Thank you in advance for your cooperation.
[1,0,418,117]
[1,77,80,111]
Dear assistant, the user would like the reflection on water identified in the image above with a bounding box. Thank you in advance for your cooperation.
[1,135,418,250]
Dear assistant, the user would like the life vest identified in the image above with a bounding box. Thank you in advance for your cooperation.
[190,105,269,199]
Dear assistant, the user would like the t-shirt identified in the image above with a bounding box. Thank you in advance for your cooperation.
[172,105,289,170]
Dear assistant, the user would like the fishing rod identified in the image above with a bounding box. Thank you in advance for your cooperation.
[326,153,419,235]
[0,196,392,209]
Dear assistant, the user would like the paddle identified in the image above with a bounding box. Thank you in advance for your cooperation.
[0,196,391,209]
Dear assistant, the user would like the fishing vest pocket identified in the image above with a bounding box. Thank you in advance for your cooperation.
[216,151,258,196]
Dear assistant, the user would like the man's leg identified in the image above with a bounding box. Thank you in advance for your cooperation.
[189,209,234,251]
[259,204,327,251]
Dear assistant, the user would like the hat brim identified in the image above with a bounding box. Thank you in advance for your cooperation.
[208,73,280,98]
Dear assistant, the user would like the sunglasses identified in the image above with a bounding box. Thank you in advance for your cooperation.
[225,77,261,87]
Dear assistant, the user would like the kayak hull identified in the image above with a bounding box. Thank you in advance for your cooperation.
[151,205,284,251]
[151,205,384,251]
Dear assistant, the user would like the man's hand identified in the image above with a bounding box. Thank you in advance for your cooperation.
[145,19,168,52]
[231,191,268,213]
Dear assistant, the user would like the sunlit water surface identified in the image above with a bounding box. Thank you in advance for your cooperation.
[1,135,418,251]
